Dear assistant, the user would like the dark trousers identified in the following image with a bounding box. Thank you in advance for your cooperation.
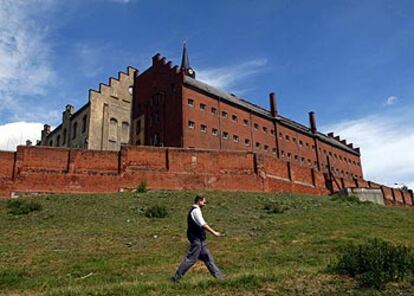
[174,239,222,280]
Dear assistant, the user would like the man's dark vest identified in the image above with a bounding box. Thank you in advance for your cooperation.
[187,206,206,242]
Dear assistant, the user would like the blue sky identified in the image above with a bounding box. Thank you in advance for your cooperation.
[1,0,413,188]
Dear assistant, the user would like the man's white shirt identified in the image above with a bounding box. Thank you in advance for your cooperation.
[191,204,206,227]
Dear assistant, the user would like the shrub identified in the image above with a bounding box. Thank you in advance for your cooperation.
[136,180,148,194]
[263,203,288,214]
[330,194,361,203]
[144,205,168,218]
[331,238,414,288]
[7,199,42,215]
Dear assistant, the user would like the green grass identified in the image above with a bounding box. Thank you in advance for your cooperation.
[0,191,413,295]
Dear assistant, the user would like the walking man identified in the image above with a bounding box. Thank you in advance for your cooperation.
[172,194,223,282]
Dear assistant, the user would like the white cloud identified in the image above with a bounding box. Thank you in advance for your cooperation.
[0,122,44,151]
[322,112,414,189]
[385,96,398,106]
[0,0,57,121]
[197,58,268,91]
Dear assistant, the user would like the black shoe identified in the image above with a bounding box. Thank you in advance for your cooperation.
[171,276,180,284]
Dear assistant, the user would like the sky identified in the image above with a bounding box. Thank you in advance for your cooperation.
[1,0,413,188]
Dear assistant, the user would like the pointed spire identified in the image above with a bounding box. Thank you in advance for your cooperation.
[180,42,195,78]
[181,42,190,70]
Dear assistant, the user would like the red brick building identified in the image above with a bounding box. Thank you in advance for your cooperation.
[131,45,363,181]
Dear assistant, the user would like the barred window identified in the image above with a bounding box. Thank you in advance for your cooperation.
[188,121,195,129]
[233,135,239,143]
[188,99,194,107]
[200,124,207,133]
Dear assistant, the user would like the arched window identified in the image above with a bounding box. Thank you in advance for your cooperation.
[72,122,78,139]
[49,140,53,146]
[62,129,67,145]
[121,121,129,144]
[57,135,61,146]
[82,115,87,133]
[109,118,118,142]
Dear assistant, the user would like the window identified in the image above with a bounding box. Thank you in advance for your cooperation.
[243,119,249,126]
[279,132,283,139]
[200,103,206,111]
[56,135,61,146]
[200,124,207,133]
[245,139,250,146]
[255,142,261,148]
[222,131,228,140]
[188,99,194,107]
[82,115,87,133]
[292,137,297,143]
[109,118,118,142]
[285,135,290,141]
[294,155,299,160]
[305,142,309,148]
[49,140,53,146]
[254,123,259,130]
[312,145,315,150]
[263,127,268,133]
[233,135,239,142]
[211,107,217,115]
[72,122,78,139]
[222,111,228,118]
[299,140,303,146]
[63,129,67,145]
[287,152,291,159]
[232,114,238,122]
[264,145,269,151]
[272,148,277,154]
[188,121,195,129]
[136,120,141,135]
[212,128,218,136]
[271,130,275,136]
[281,150,285,157]
[122,122,129,143]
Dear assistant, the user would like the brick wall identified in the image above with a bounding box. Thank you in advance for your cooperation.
[0,146,412,207]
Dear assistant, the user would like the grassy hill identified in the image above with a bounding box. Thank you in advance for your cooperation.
[1,191,413,295]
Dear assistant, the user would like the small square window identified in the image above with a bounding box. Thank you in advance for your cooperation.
[292,137,297,142]
[285,135,290,141]
[212,128,218,136]
[244,139,250,146]
[279,132,283,139]
[299,140,303,146]
[200,124,207,133]
[200,103,206,111]
[233,135,239,142]
[188,99,194,107]
[243,119,249,126]
[271,130,275,136]
[272,148,277,154]
[263,127,268,133]
[294,155,298,160]
[281,150,285,157]
[254,123,259,130]
[287,152,292,159]
[232,114,238,122]
[188,121,195,129]
[222,131,228,139]
[211,107,217,115]
[264,145,269,151]
[255,142,261,148]
[222,111,228,118]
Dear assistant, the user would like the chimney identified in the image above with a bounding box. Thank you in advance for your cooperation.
[334,136,340,141]
[327,132,334,137]
[355,147,360,153]
[341,139,347,145]
[309,111,317,133]
[44,124,51,134]
[269,92,278,117]
[26,140,32,146]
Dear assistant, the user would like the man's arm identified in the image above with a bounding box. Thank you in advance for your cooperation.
[202,224,221,237]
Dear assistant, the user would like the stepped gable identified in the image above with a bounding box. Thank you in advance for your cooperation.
[183,76,359,155]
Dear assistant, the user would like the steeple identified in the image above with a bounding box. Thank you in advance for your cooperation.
[180,42,195,78]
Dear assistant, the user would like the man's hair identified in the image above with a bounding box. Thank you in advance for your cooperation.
[194,194,205,204]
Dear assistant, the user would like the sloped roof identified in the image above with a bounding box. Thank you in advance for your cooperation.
[183,76,359,155]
